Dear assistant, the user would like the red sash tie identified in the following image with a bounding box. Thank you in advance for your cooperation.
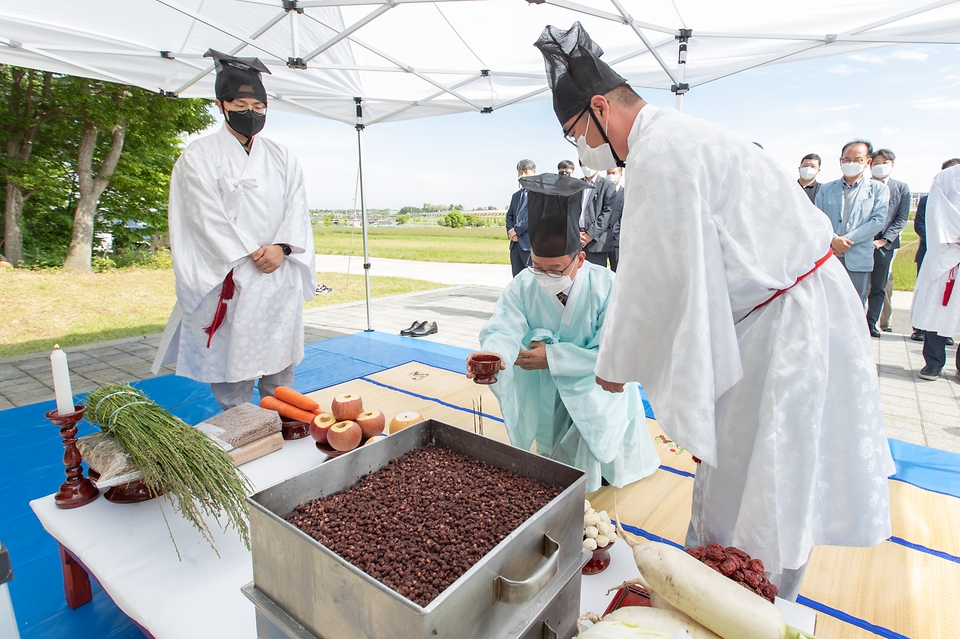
[943,266,957,306]
[749,248,834,316]
[203,269,235,348]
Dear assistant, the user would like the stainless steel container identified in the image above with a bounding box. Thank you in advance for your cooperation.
[245,419,588,639]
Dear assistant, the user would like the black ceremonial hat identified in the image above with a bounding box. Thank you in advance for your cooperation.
[534,22,627,125]
[204,49,271,105]
[520,173,594,258]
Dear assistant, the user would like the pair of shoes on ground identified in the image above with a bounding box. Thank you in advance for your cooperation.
[911,328,925,341]
[919,365,943,381]
[400,320,438,338]
[315,283,333,295]
[869,325,882,338]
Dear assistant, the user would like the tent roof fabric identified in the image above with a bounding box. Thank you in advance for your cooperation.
[1,0,959,125]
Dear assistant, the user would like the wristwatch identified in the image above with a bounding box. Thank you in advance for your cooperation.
[277,243,292,256]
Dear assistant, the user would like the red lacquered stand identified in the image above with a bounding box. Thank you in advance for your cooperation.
[45,405,100,509]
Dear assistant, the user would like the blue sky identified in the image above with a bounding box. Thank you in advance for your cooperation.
[234,43,960,211]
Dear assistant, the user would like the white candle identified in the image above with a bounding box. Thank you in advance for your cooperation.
[50,345,75,415]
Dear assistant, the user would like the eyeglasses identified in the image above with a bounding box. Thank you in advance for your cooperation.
[527,254,576,278]
[562,107,589,147]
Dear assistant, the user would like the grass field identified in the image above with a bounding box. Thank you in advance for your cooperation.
[314,226,510,264]
[0,269,442,358]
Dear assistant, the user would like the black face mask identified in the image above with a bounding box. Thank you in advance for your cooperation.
[224,108,266,141]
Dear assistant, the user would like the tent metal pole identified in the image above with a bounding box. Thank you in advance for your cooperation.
[355,97,373,332]
[673,29,691,111]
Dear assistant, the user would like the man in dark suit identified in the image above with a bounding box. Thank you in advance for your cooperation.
[578,161,616,267]
[911,157,960,341]
[506,159,536,277]
[605,166,624,272]
[866,149,910,338]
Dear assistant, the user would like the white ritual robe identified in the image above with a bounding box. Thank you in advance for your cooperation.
[481,263,660,493]
[911,165,960,337]
[595,105,894,574]
[152,125,316,383]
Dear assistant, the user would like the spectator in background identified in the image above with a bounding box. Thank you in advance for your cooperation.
[911,158,960,342]
[605,166,624,272]
[911,164,960,381]
[815,140,888,307]
[558,159,575,177]
[798,154,822,203]
[578,161,616,267]
[506,159,536,277]
[866,149,910,338]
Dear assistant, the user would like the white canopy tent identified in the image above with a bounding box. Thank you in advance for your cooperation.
[2,0,959,326]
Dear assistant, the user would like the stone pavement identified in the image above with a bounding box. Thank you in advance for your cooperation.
[2,282,958,454]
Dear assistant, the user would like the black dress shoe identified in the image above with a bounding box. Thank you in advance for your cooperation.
[869,325,881,338]
[919,364,943,381]
[948,337,956,346]
[400,320,425,336]
[911,328,925,341]
[410,321,438,337]
[882,326,893,333]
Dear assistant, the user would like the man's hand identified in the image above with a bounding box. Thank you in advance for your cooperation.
[515,341,548,370]
[580,230,593,247]
[831,236,853,255]
[873,239,889,250]
[465,352,505,380]
[251,245,285,273]
[507,228,518,242]
[596,375,625,393]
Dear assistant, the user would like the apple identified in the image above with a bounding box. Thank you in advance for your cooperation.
[310,413,337,444]
[355,410,385,439]
[363,434,388,446]
[331,393,364,421]
[327,420,362,452]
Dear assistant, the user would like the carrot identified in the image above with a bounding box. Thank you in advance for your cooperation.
[273,386,320,412]
[259,396,317,423]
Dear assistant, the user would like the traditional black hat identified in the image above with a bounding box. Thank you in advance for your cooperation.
[521,173,594,257]
[534,22,626,125]
[204,49,271,105]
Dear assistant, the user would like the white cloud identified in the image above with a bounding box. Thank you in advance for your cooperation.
[849,53,887,65]
[891,49,929,62]
[826,64,867,75]
[910,97,960,110]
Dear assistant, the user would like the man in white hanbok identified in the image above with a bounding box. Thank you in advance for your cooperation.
[911,164,960,381]
[535,23,894,600]
[466,175,659,492]
[152,51,316,409]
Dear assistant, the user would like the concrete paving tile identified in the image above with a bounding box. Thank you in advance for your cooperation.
[920,410,960,428]
[0,378,49,394]
[0,395,13,410]
[0,365,25,382]
[884,428,926,446]
[918,402,960,420]
[878,386,918,402]
[881,405,921,422]
[923,434,960,454]
[6,390,53,406]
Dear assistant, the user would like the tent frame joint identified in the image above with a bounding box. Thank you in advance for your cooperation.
[158,89,179,98]
[676,28,692,42]
[159,50,175,60]
[282,0,304,14]
[824,33,837,43]
[480,69,490,77]
[287,57,307,69]
[480,106,493,114]
[671,83,689,95]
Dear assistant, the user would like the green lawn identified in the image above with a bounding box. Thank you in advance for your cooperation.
[314,225,510,264]
[0,269,442,358]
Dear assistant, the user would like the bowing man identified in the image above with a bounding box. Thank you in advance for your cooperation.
[152,50,316,410]
[466,174,660,493]
[534,22,895,600]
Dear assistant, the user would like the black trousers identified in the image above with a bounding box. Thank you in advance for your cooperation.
[509,242,530,278]
[609,248,619,272]
[866,246,896,328]
[922,331,960,370]
[585,251,611,267]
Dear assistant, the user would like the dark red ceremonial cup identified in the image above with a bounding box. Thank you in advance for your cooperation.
[470,353,501,385]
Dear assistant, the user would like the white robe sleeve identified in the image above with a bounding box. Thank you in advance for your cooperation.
[168,152,261,314]
[595,164,742,468]
[270,152,316,301]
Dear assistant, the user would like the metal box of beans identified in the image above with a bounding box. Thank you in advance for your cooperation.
[244,419,588,639]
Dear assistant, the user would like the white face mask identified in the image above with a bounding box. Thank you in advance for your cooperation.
[841,162,865,178]
[871,163,892,179]
[576,113,619,171]
[799,166,819,181]
[535,273,573,297]
[606,172,621,183]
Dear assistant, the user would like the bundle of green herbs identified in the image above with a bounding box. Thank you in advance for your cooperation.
[85,384,252,556]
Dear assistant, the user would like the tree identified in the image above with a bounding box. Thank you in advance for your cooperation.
[0,67,57,266]
[395,213,410,225]
[464,214,485,227]
[440,211,466,228]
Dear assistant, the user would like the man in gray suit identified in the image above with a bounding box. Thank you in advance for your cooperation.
[814,140,889,306]
[578,161,616,267]
[866,149,910,337]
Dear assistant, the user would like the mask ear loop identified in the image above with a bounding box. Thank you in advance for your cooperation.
[587,106,626,168]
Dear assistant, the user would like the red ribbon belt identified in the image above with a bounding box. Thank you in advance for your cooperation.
[944,266,957,307]
[203,269,235,348]
[749,248,834,316]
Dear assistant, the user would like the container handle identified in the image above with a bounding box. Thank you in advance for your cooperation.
[494,534,559,604]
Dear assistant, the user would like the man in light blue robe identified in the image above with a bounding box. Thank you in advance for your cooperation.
[467,175,659,492]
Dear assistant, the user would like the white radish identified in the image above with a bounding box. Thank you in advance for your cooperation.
[613,503,785,639]
[597,607,724,639]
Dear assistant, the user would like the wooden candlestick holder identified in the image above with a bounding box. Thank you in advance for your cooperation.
[45,405,100,509]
